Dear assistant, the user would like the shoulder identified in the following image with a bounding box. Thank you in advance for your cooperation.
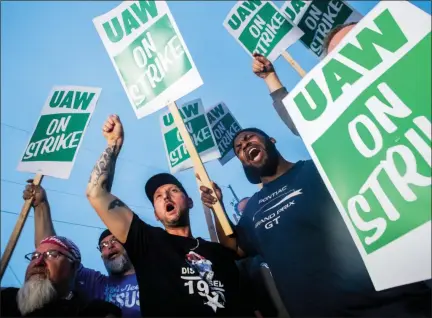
[0,288,19,316]
[76,264,108,283]
[200,239,239,260]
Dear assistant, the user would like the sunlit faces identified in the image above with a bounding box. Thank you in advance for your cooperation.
[234,131,276,168]
[25,243,76,284]
[327,24,356,54]
[153,184,193,227]
[99,234,132,275]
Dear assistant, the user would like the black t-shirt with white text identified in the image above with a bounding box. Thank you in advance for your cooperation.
[124,213,253,317]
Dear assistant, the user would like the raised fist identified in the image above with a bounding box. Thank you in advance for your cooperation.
[23,179,47,207]
[252,53,275,79]
[102,114,124,149]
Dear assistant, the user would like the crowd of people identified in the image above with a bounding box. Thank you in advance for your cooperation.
[1,22,431,318]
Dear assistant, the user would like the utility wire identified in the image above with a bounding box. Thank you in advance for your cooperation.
[1,122,164,172]
[1,178,153,211]
[8,265,22,285]
[1,210,106,230]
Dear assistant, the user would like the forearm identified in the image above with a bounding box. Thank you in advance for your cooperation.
[264,72,283,94]
[86,143,120,198]
[86,142,132,243]
[34,201,56,247]
[266,77,300,136]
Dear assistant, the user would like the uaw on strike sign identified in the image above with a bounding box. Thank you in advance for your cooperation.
[93,1,203,119]
[283,2,431,291]
[17,86,101,179]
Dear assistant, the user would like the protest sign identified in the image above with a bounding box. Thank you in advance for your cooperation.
[223,0,303,62]
[282,2,431,290]
[17,86,101,179]
[93,1,203,119]
[161,99,220,174]
[206,102,242,165]
[281,0,362,58]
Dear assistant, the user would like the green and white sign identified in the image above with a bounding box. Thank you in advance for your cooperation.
[283,2,431,291]
[93,1,203,119]
[223,0,303,62]
[206,102,242,165]
[17,86,101,179]
[281,0,362,58]
[161,99,221,174]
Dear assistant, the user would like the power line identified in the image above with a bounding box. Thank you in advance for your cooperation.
[1,122,164,172]
[1,210,106,230]
[8,265,22,285]
[1,178,153,211]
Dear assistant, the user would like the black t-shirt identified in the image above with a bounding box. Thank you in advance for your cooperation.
[124,213,253,317]
[0,287,121,317]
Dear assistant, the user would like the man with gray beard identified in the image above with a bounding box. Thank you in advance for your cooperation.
[22,180,140,317]
[0,236,120,317]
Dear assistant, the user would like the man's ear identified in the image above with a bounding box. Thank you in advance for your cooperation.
[270,137,276,144]
[188,197,193,209]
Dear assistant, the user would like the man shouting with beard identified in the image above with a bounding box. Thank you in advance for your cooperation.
[86,114,253,317]
[200,127,432,317]
[0,236,120,317]
[22,180,140,317]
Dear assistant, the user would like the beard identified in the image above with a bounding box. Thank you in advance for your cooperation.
[104,253,133,275]
[244,138,279,182]
[164,209,190,228]
[17,278,57,315]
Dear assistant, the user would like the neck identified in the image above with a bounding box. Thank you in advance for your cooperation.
[55,284,72,299]
[166,225,193,238]
[261,156,294,184]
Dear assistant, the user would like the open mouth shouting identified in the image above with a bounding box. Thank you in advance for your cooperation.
[245,145,264,164]
[165,202,176,214]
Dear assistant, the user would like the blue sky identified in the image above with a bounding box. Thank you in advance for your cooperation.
[1,1,431,287]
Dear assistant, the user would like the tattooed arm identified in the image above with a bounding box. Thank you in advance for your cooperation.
[86,115,133,243]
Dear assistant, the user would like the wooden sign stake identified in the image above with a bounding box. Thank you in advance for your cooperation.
[0,174,44,281]
[168,102,233,236]
[282,51,306,78]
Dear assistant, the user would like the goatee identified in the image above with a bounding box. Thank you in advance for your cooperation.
[17,278,57,315]
[104,253,133,275]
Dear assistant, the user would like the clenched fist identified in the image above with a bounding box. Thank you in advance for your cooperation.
[23,179,47,207]
[103,114,124,149]
[252,53,275,79]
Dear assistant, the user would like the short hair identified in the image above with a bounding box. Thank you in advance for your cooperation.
[323,22,358,56]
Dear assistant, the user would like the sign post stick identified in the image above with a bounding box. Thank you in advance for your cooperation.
[195,177,219,243]
[168,101,233,236]
[0,174,44,281]
[282,51,306,78]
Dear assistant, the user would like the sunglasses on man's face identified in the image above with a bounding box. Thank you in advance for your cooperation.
[97,237,119,251]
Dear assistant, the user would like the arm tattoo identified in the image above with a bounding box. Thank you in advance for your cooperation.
[88,144,118,193]
[108,199,126,210]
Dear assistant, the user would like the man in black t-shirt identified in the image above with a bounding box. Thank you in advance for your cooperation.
[0,236,120,317]
[86,114,253,317]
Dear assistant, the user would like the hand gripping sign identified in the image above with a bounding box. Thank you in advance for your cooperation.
[0,86,101,280]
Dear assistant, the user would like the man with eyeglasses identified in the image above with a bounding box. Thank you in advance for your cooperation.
[22,180,140,317]
[0,236,120,317]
